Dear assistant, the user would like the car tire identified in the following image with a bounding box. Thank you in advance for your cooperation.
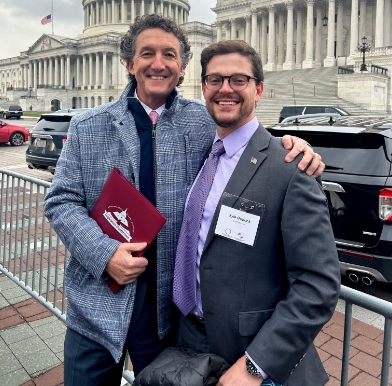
[9,132,25,146]
[16,116,20,120]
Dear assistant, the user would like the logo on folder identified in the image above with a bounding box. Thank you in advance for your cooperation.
[103,206,134,242]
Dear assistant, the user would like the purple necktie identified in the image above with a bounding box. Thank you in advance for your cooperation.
[173,140,226,316]
[149,110,159,127]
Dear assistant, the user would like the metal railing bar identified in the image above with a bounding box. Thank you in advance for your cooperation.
[0,174,4,266]
[61,241,68,315]
[25,182,34,287]
[19,179,27,281]
[7,175,15,271]
[0,168,51,188]
[380,318,391,386]
[2,174,10,267]
[340,285,392,320]
[13,178,21,276]
[38,185,46,296]
[340,302,353,386]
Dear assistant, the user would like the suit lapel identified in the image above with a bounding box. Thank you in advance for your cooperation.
[203,125,271,252]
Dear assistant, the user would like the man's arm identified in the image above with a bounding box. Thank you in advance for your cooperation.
[44,118,147,283]
[282,135,325,177]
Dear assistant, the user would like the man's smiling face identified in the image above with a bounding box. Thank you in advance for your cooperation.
[202,53,263,138]
[127,28,184,109]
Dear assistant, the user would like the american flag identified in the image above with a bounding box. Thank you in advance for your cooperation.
[41,14,52,25]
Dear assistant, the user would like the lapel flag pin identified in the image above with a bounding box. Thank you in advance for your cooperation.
[251,157,257,164]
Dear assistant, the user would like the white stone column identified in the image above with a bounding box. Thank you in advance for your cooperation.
[38,59,43,86]
[336,0,344,58]
[28,62,33,88]
[112,53,118,86]
[76,56,80,87]
[284,2,295,69]
[89,53,93,88]
[261,12,268,66]
[216,21,222,42]
[245,16,251,45]
[54,57,59,86]
[121,0,125,22]
[83,55,87,87]
[103,0,107,23]
[20,65,24,89]
[168,3,172,17]
[251,10,258,48]
[95,53,100,88]
[359,0,367,38]
[225,22,231,40]
[231,18,236,39]
[33,60,38,89]
[141,0,145,16]
[160,1,164,15]
[44,58,48,85]
[66,55,71,88]
[112,0,116,22]
[324,0,337,66]
[303,0,315,68]
[277,11,285,69]
[132,0,136,20]
[23,65,28,88]
[314,6,323,67]
[96,0,100,23]
[49,58,53,85]
[84,6,87,28]
[349,0,359,58]
[296,8,303,68]
[385,0,391,45]
[375,0,384,47]
[151,0,155,14]
[175,5,178,22]
[265,5,277,71]
[102,52,107,88]
[60,56,65,87]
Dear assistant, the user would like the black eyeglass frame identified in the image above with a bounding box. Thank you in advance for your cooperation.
[202,74,258,91]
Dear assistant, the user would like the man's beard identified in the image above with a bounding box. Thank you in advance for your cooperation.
[206,96,244,129]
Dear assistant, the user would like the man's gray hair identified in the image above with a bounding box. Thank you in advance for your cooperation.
[120,14,192,87]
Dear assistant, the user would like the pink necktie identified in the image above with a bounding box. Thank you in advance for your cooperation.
[149,111,159,126]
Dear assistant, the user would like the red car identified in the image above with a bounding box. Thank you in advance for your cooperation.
[0,119,29,146]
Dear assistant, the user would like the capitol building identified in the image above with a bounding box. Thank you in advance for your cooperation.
[0,0,391,112]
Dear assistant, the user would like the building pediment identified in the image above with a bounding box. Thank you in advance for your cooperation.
[29,34,66,54]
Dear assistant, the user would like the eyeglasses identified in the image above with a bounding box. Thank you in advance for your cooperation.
[202,74,258,91]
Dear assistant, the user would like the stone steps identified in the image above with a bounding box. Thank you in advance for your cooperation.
[256,67,370,126]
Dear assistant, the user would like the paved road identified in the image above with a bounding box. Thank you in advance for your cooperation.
[1,118,392,303]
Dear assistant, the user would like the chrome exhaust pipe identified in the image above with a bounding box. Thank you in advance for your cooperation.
[348,272,360,283]
[362,275,375,286]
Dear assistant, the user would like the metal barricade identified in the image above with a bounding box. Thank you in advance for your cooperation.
[2,168,392,385]
[0,168,134,384]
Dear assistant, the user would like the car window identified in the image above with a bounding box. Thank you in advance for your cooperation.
[34,116,72,132]
[10,105,22,111]
[282,107,303,115]
[305,106,324,114]
[326,107,338,114]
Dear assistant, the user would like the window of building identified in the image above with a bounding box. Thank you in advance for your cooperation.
[236,31,239,38]
[118,4,121,20]
[314,17,317,27]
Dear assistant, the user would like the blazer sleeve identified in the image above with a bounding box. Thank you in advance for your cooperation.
[246,167,341,384]
[44,118,121,279]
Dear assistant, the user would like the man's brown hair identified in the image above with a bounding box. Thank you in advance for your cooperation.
[200,40,264,84]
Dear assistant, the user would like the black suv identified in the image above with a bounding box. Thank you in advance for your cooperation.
[278,105,350,123]
[26,111,87,174]
[268,116,392,285]
[0,105,23,119]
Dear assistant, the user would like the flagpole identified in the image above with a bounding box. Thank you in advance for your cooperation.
[52,0,54,35]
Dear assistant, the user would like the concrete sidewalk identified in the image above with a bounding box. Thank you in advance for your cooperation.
[0,274,391,386]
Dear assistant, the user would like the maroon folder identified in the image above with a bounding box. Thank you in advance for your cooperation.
[90,167,167,294]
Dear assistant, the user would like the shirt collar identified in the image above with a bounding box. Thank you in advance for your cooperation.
[214,117,259,158]
[134,90,165,116]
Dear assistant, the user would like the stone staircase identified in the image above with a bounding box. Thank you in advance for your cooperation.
[256,66,370,126]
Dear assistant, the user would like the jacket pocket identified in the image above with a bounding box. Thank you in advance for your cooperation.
[238,309,274,336]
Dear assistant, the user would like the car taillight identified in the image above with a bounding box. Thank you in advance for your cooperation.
[62,136,67,147]
[379,188,392,221]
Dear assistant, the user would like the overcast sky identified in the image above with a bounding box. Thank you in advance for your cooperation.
[0,0,216,60]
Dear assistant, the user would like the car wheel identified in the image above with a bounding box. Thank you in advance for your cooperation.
[9,132,25,146]
[16,116,20,119]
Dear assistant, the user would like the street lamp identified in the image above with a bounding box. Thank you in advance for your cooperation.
[322,3,328,27]
[358,36,371,72]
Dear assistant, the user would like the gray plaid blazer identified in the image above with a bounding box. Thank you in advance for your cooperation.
[44,82,216,362]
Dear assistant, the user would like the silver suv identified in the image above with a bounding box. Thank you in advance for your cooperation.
[278,105,350,123]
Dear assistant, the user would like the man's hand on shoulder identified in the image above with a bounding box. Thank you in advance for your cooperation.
[217,355,262,386]
[282,135,325,177]
[105,242,148,285]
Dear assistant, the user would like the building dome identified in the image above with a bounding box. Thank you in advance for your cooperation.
[81,0,190,36]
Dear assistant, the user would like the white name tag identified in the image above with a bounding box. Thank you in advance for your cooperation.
[214,205,260,246]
